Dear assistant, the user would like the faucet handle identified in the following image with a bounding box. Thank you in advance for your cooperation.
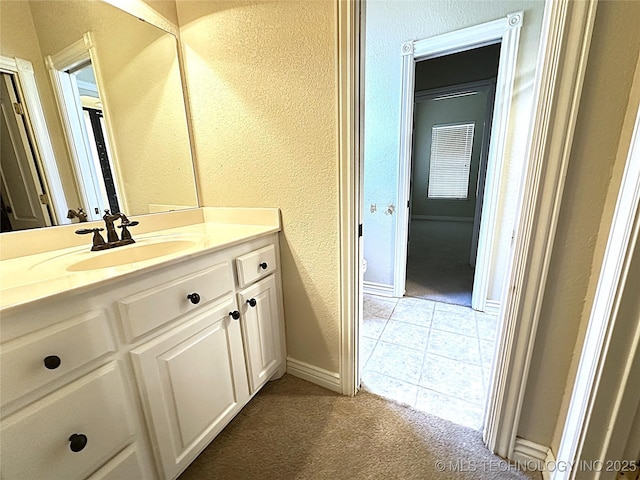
[118,220,138,242]
[76,227,106,251]
[75,228,104,235]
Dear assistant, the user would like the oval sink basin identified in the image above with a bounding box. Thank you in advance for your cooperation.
[67,240,196,272]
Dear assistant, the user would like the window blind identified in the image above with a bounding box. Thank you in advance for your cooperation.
[428,122,475,199]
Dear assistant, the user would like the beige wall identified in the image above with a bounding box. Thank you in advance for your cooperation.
[517,0,640,449]
[176,1,341,372]
[140,0,178,26]
[28,0,196,216]
[0,0,80,211]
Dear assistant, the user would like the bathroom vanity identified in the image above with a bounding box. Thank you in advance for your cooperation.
[0,207,286,479]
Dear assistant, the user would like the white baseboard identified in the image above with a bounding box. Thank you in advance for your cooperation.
[411,215,474,223]
[363,281,395,297]
[286,357,341,393]
[512,437,554,479]
[484,299,501,316]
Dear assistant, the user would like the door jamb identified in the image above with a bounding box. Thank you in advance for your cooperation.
[338,0,363,396]
[484,0,597,459]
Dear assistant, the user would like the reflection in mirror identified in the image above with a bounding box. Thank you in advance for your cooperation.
[0,0,198,233]
[74,62,122,216]
[1,70,53,231]
[47,36,123,223]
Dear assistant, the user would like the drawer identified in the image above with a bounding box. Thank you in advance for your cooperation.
[118,261,233,341]
[0,310,115,407]
[0,363,133,480]
[235,244,277,287]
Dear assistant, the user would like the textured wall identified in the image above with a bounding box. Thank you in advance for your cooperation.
[28,0,197,216]
[517,0,640,448]
[363,0,544,302]
[0,0,80,214]
[176,1,341,373]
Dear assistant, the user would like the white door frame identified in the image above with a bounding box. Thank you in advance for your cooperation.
[551,98,640,479]
[394,13,523,313]
[0,55,68,225]
[338,0,363,396]
[338,0,598,462]
[484,0,597,459]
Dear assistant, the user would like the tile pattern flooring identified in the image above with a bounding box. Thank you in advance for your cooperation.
[361,294,498,430]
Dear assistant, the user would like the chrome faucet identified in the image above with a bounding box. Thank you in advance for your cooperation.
[75,210,139,251]
[67,208,88,223]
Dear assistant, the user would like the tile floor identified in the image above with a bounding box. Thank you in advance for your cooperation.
[360,294,498,430]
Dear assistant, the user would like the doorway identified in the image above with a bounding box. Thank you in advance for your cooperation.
[360,13,523,431]
[362,53,501,430]
[0,71,53,231]
[406,45,499,307]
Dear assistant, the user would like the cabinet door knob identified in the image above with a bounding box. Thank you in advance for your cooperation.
[187,293,201,305]
[44,355,61,370]
[246,298,257,307]
[229,310,240,320]
[259,262,268,270]
[68,433,88,452]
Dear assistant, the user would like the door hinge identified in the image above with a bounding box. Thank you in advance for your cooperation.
[38,193,49,205]
[358,223,363,237]
[13,102,24,116]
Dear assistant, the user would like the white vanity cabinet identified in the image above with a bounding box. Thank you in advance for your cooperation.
[125,235,285,480]
[0,231,285,480]
[130,297,250,480]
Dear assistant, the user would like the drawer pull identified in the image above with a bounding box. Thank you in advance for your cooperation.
[68,433,88,453]
[229,310,241,320]
[44,355,61,370]
[246,298,257,308]
[259,262,268,270]
[187,293,201,305]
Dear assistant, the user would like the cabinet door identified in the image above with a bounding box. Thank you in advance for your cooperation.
[130,298,249,480]
[237,275,283,393]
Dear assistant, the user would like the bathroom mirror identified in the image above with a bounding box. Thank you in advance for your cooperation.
[0,0,198,231]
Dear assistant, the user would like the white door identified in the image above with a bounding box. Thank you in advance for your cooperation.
[237,275,282,393]
[0,73,51,231]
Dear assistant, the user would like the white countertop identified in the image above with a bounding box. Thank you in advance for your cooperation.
[0,208,281,313]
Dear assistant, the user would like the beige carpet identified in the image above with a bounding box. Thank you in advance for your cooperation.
[179,375,540,480]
